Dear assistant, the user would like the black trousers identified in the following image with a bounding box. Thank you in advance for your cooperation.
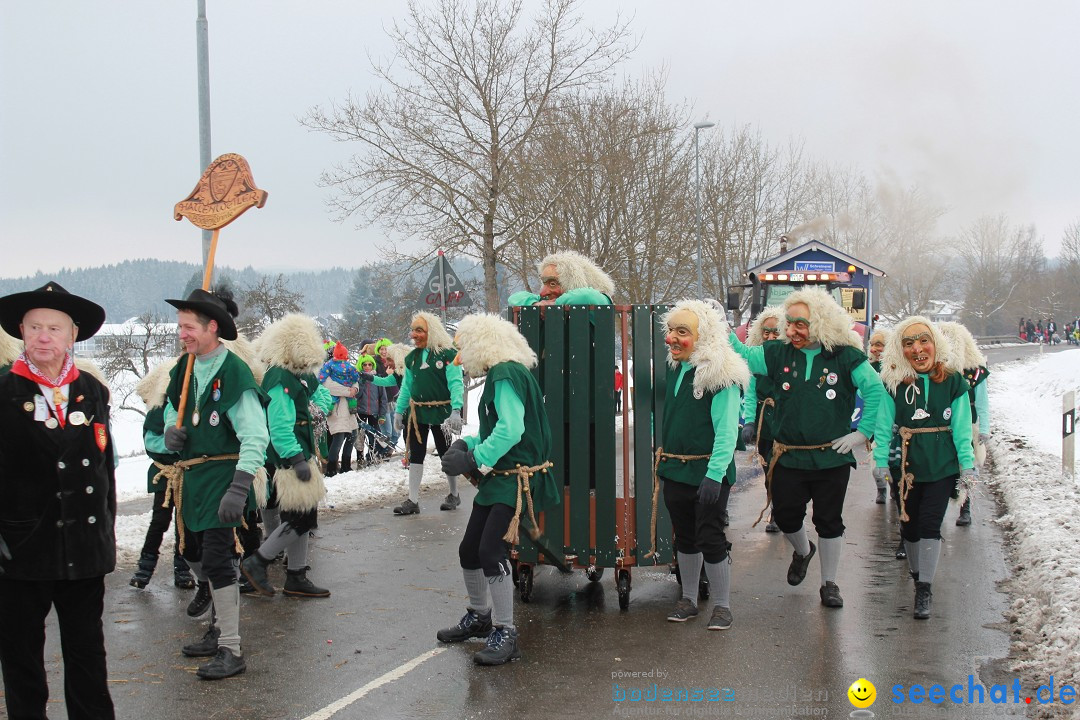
[662,478,731,563]
[0,576,115,720]
[459,502,515,578]
[407,422,450,465]
[898,474,955,541]
[139,490,182,558]
[181,526,239,589]
[771,463,851,538]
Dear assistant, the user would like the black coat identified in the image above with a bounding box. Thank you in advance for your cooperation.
[0,371,117,581]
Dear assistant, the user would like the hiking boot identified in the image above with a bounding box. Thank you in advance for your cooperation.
[956,500,972,526]
[182,624,220,657]
[764,520,780,533]
[707,605,733,631]
[473,626,521,666]
[340,459,352,473]
[238,577,257,594]
[914,581,933,619]
[325,461,339,478]
[186,582,212,618]
[394,498,420,515]
[786,541,816,586]
[439,494,461,511]
[895,539,907,560]
[196,647,246,680]
[241,554,276,597]
[129,551,158,589]
[875,486,887,504]
[667,597,699,622]
[437,608,493,643]
[283,569,330,598]
[173,555,195,589]
[819,581,844,608]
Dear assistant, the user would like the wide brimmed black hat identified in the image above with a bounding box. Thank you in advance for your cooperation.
[165,288,238,340]
[0,281,106,342]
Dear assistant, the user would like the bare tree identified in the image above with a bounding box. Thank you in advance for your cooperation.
[302,0,633,310]
[237,274,304,338]
[954,215,1043,335]
[96,313,179,416]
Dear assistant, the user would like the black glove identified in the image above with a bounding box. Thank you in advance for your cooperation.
[450,439,468,453]
[288,452,311,482]
[218,470,254,523]
[164,425,187,452]
[441,447,478,477]
[740,422,756,446]
[697,477,723,505]
[361,371,375,381]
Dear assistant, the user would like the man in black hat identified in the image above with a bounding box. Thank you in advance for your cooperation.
[160,287,269,680]
[0,281,117,719]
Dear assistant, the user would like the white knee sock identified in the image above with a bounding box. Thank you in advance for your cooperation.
[262,506,281,537]
[488,574,515,629]
[287,531,309,570]
[677,551,703,605]
[186,559,207,583]
[447,473,459,496]
[408,463,423,503]
[704,559,731,610]
[906,540,921,576]
[818,536,843,585]
[784,527,811,557]
[463,568,490,612]
[210,583,241,654]
[918,538,941,583]
[256,523,298,561]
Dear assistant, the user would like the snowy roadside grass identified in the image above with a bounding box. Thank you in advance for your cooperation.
[983,350,1080,717]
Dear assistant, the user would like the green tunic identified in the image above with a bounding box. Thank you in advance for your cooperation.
[166,352,267,532]
[399,347,459,425]
[658,364,740,486]
[144,405,179,492]
[262,365,318,466]
[878,373,973,482]
[472,362,558,512]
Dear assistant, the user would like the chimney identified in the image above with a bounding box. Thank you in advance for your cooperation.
[779,235,789,254]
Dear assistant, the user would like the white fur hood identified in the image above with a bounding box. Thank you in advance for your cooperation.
[412,311,454,353]
[937,321,986,372]
[878,316,953,393]
[538,250,615,297]
[453,314,537,377]
[255,313,325,375]
[0,326,20,368]
[747,306,785,346]
[778,287,863,352]
[663,300,749,394]
[136,361,173,409]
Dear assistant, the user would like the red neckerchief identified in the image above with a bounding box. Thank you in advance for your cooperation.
[11,352,80,427]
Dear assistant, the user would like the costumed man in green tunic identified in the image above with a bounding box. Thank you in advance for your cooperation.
[740,307,784,534]
[938,321,990,527]
[729,287,885,609]
[0,325,19,375]
[873,317,975,619]
[390,312,464,515]
[161,288,270,680]
[656,301,748,630]
[128,363,195,591]
[506,250,615,307]
[868,329,886,373]
[436,313,558,665]
[242,314,335,598]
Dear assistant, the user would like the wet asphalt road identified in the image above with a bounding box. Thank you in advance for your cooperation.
[16,343,1066,720]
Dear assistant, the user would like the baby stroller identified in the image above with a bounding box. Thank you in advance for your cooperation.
[354,419,397,466]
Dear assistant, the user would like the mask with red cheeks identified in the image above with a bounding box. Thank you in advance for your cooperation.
[666,309,699,361]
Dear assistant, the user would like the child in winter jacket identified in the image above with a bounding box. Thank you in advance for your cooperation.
[354,354,389,464]
[319,342,361,387]
[319,342,360,474]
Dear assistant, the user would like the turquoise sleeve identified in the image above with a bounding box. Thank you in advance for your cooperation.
[507,291,541,307]
[225,389,271,475]
[975,381,990,434]
[705,385,741,483]
[462,435,480,451]
[266,385,301,460]
[729,332,768,375]
[447,362,464,410]
[373,374,397,388]
[144,428,168,455]
[395,366,414,415]
[164,399,177,429]
[472,381,525,469]
[873,393,897,467]
[741,375,757,424]
[951,393,975,469]
[852,361,884,440]
[556,287,611,305]
[312,384,334,414]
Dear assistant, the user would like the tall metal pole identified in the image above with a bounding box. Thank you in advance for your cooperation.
[437,250,448,325]
[695,129,703,299]
[196,0,213,280]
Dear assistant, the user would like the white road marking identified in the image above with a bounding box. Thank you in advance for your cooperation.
[300,647,447,720]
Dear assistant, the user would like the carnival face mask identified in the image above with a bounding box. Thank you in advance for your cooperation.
[666,309,699,362]
[411,317,429,350]
[901,323,935,373]
[785,302,811,349]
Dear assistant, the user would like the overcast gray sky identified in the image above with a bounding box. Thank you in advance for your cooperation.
[2,0,1077,279]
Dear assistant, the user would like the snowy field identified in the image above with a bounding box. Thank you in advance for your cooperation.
[981,349,1080,714]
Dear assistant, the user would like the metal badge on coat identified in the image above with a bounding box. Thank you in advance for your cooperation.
[212,388,221,402]
[209,410,220,427]
[69,411,86,426]
[911,408,931,421]
[435,360,444,369]
[825,389,836,400]
[826,372,838,386]
[943,407,952,421]
[782,382,791,391]
[693,387,704,399]
[45,417,59,429]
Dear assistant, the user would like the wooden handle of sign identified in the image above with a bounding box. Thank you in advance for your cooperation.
[174,228,221,428]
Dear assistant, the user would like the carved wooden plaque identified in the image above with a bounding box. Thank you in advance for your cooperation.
[174,153,268,230]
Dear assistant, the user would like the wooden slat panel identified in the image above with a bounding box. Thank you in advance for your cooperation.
[591,306,616,565]
[540,306,566,558]
[566,306,592,558]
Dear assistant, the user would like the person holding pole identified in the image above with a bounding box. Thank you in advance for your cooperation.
[161,287,269,680]
[740,307,785,533]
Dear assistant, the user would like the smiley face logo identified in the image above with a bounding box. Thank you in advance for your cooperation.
[847,678,876,708]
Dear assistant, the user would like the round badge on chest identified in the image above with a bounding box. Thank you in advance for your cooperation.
[943,407,952,421]
[209,410,221,427]
[782,382,791,391]
[825,389,836,400]
[69,411,86,426]
[693,387,704,400]
[826,372,838,386]
[435,360,444,369]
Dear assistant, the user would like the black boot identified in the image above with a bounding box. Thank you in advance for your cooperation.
[173,553,195,589]
[283,568,331,598]
[956,500,972,526]
[240,553,276,597]
[196,647,246,680]
[129,551,158,588]
[325,461,339,478]
[182,624,221,657]
[914,581,933,619]
[340,459,352,473]
[187,582,213,618]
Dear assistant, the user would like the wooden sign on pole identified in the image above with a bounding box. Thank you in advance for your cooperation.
[171,153,267,427]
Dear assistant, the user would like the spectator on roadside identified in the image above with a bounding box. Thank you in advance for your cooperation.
[614,364,623,414]
[354,354,389,466]
[318,342,360,475]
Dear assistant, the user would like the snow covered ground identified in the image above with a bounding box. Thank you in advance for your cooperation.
[981,349,1080,709]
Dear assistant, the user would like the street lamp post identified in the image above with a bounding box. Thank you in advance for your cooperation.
[196,0,213,275]
[694,120,715,299]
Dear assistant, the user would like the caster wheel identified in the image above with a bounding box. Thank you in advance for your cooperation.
[585,566,604,582]
[519,564,534,603]
[617,570,631,610]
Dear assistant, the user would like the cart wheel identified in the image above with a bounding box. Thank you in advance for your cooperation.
[617,570,631,610]
[511,562,519,588]
[698,570,710,601]
[585,567,604,582]
[519,564,534,603]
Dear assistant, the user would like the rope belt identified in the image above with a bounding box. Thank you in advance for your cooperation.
[897,426,951,522]
[489,461,554,545]
[644,447,710,560]
[753,440,834,528]
[746,397,776,470]
[407,398,451,444]
[154,454,244,554]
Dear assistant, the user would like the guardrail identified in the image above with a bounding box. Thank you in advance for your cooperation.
[975,335,1021,345]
